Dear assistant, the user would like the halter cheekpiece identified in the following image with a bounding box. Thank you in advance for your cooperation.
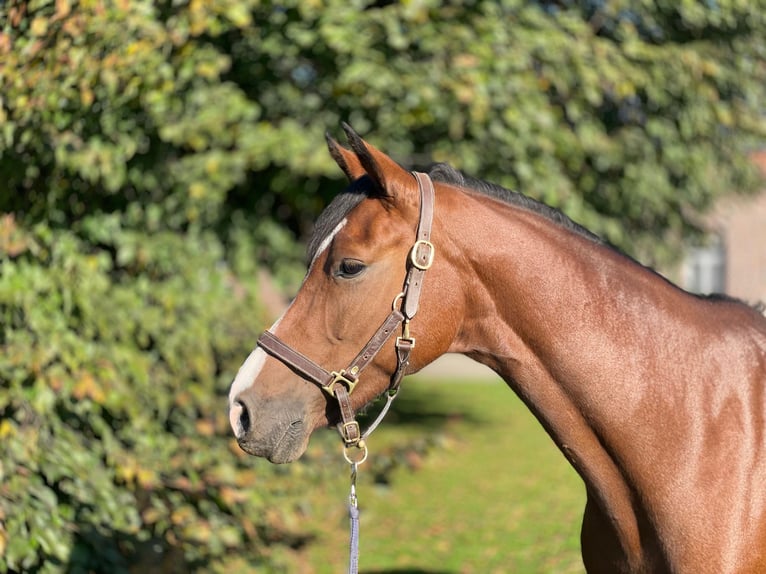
[255,172,436,453]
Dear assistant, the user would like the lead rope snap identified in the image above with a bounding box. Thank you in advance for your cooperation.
[348,461,361,574]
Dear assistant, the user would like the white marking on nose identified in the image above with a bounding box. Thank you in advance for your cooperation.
[229,400,246,438]
[228,344,268,438]
[229,347,267,405]
[227,303,293,408]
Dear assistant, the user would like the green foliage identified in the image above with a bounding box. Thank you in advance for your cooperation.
[0,215,297,572]
[3,0,765,258]
[244,0,766,264]
[220,0,764,263]
[0,3,313,570]
[1,0,262,230]
[0,210,441,572]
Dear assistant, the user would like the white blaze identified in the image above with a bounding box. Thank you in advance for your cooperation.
[228,216,347,421]
[309,218,347,273]
[228,307,290,437]
[228,347,268,405]
[228,304,291,405]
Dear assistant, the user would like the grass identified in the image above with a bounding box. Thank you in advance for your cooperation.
[286,377,586,574]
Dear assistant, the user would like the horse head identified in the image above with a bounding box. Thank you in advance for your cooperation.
[228,125,461,463]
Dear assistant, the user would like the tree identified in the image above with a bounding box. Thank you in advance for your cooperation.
[0,1,314,571]
[3,1,765,261]
[234,0,766,265]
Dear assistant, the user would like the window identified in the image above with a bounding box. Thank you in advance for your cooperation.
[682,236,726,295]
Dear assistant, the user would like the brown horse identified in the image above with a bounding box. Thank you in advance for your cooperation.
[228,125,766,573]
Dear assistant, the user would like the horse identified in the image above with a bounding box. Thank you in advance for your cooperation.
[228,124,766,573]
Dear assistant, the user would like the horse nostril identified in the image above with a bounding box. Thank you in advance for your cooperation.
[229,399,250,438]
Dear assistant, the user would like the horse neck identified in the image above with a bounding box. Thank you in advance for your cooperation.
[446,192,674,406]
[441,191,688,488]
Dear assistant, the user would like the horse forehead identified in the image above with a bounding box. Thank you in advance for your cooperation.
[308,199,409,272]
[341,201,410,245]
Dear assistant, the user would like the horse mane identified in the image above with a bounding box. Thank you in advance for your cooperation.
[428,163,603,245]
[308,163,602,264]
[427,167,763,313]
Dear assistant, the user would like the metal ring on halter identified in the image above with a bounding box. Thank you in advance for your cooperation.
[391,291,405,312]
[343,442,369,466]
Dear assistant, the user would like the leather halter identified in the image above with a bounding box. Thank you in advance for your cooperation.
[256,172,436,448]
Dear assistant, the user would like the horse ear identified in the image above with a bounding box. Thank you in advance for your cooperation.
[326,133,366,181]
[341,123,414,201]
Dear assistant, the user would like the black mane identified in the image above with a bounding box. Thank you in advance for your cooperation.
[307,163,602,264]
[428,163,602,244]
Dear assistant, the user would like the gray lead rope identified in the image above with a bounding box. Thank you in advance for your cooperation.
[348,463,360,574]
[346,388,400,572]
[346,390,399,574]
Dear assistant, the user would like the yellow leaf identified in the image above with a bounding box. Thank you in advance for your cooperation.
[30,17,48,37]
[204,156,220,174]
[170,505,195,526]
[80,83,94,107]
[0,523,6,558]
[55,0,72,19]
[137,468,157,488]
[117,462,136,483]
[220,486,248,506]
[195,61,220,79]
[73,371,105,402]
[189,182,205,199]
[195,419,215,436]
[0,33,10,55]
[141,507,163,524]
[0,420,13,439]
[184,521,212,543]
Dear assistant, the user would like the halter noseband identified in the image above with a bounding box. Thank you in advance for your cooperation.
[255,172,436,450]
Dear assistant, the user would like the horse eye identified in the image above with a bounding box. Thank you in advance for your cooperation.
[338,258,366,278]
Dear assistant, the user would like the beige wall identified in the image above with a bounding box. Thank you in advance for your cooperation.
[711,190,766,304]
[677,151,766,305]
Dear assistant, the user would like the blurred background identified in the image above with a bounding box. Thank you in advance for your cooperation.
[1,1,765,572]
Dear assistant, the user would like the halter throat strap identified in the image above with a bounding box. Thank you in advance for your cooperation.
[256,171,436,447]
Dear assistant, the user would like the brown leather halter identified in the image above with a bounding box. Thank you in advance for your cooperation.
[256,172,436,450]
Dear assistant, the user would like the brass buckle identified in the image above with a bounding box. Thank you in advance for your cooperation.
[396,336,415,350]
[341,421,362,445]
[322,369,358,397]
[410,240,435,270]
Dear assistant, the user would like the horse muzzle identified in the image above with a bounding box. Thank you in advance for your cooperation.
[229,395,310,463]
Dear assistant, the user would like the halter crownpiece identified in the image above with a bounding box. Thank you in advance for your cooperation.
[255,171,436,449]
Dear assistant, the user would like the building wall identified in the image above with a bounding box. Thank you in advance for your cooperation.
[679,151,766,305]
[712,190,766,304]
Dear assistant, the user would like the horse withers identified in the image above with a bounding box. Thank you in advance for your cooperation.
[228,125,766,573]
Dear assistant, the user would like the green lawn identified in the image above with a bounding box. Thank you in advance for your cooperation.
[288,378,586,574]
